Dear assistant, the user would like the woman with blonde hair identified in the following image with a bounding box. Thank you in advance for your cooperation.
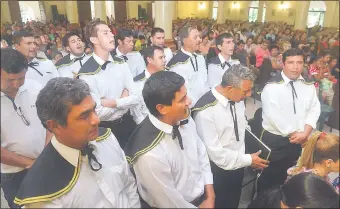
[287,131,339,192]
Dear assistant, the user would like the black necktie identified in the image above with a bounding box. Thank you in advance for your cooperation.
[81,144,102,171]
[229,101,240,141]
[190,54,198,72]
[289,81,298,114]
[101,61,111,70]
[172,125,184,150]
[221,61,231,69]
[74,55,85,67]
[28,62,43,76]
[122,55,128,62]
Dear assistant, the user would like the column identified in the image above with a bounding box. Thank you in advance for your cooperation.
[257,1,264,22]
[323,1,337,28]
[66,1,79,24]
[216,1,225,24]
[1,1,12,24]
[294,1,310,30]
[155,1,174,39]
[173,1,178,20]
[94,0,107,22]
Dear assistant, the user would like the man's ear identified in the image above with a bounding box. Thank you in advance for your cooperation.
[45,120,61,136]
[118,39,123,46]
[217,44,222,51]
[65,45,71,53]
[89,37,97,46]
[156,104,170,116]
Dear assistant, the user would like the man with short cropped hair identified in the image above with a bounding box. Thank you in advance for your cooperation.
[150,27,173,64]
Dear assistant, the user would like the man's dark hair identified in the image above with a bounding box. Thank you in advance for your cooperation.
[138,35,145,40]
[1,48,28,74]
[84,19,106,48]
[215,33,233,48]
[12,30,34,45]
[62,32,81,47]
[36,77,91,129]
[116,28,134,45]
[141,45,164,65]
[151,27,164,37]
[269,44,280,51]
[282,48,304,63]
[143,71,185,117]
[237,40,245,46]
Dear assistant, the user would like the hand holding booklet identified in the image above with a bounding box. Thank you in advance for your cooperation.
[245,127,271,161]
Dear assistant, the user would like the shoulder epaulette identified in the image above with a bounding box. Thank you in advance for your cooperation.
[266,73,284,84]
[191,91,218,118]
[96,127,111,142]
[133,71,146,82]
[55,54,71,69]
[36,57,47,61]
[112,56,124,64]
[166,50,190,69]
[125,117,164,164]
[208,56,221,65]
[77,57,101,77]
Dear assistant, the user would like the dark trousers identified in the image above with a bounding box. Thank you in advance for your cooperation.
[99,111,137,149]
[140,192,205,208]
[256,130,301,193]
[210,161,244,208]
[1,169,28,208]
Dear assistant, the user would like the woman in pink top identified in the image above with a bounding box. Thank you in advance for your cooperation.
[255,39,270,68]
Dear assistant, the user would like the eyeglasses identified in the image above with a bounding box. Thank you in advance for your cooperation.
[16,107,30,126]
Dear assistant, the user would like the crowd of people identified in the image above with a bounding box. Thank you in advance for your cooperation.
[1,16,339,208]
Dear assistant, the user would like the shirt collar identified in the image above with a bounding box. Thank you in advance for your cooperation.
[70,53,85,61]
[145,69,151,79]
[211,87,229,108]
[116,47,126,57]
[181,48,195,58]
[92,52,114,66]
[51,137,80,167]
[281,71,304,86]
[149,113,173,134]
[218,53,232,64]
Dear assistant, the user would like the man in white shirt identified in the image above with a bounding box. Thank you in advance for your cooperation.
[258,48,321,193]
[192,64,269,208]
[125,71,215,208]
[132,45,166,121]
[55,32,91,78]
[167,26,209,107]
[14,77,140,208]
[149,27,173,65]
[1,48,51,208]
[13,31,59,87]
[207,33,240,88]
[77,19,140,149]
[111,29,146,77]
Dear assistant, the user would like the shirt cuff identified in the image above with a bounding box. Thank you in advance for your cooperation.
[241,154,253,167]
[204,171,214,185]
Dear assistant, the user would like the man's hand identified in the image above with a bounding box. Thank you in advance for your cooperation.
[198,197,214,209]
[25,159,35,169]
[121,88,129,98]
[250,150,269,170]
[101,98,117,108]
[289,131,308,144]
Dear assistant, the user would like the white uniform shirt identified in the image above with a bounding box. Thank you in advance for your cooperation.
[164,47,173,65]
[133,114,213,208]
[168,48,209,107]
[116,48,146,77]
[207,53,240,88]
[26,57,59,87]
[25,135,140,208]
[58,54,91,78]
[261,71,321,136]
[79,53,141,122]
[194,88,252,170]
[1,79,46,173]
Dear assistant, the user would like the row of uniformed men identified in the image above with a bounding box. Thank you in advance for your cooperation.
[1,19,321,208]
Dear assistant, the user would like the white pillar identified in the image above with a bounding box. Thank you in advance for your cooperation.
[323,1,337,28]
[294,1,310,30]
[216,1,225,24]
[94,1,107,22]
[257,1,264,22]
[65,1,79,24]
[155,1,174,39]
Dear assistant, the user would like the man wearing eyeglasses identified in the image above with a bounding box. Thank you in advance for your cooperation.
[192,64,269,208]
[0,48,52,208]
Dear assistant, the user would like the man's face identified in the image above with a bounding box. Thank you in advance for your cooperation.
[1,70,26,95]
[15,36,37,59]
[237,43,245,51]
[219,37,234,56]
[246,38,253,45]
[56,96,100,146]
[119,36,134,53]
[227,80,253,102]
[165,85,192,122]
[323,55,331,63]
[271,48,279,56]
[151,32,165,47]
[93,24,115,52]
[261,42,269,50]
[184,28,201,52]
[148,49,166,71]
[283,55,304,80]
[66,35,84,56]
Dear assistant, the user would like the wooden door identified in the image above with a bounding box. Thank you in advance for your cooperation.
[114,1,127,23]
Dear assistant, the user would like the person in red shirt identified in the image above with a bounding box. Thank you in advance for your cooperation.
[255,39,270,68]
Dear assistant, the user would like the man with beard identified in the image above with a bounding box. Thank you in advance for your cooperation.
[207,33,240,88]
[167,26,209,107]
[13,31,59,87]
[149,27,173,65]
[125,71,215,208]
[56,32,91,78]
[77,20,141,149]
